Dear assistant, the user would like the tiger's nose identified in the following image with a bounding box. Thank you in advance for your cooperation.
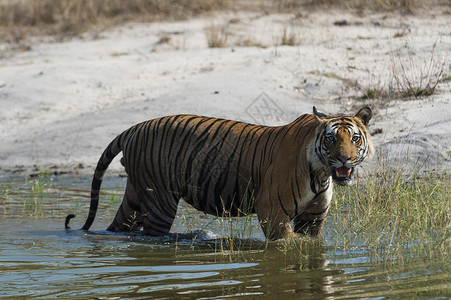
[338,155,350,163]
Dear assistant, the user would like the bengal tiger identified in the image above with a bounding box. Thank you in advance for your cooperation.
[65,106,373,240]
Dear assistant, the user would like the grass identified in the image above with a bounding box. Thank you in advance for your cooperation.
[235,39,267,49]
[390,41,448,99]
[0,0,229,42]
[207,22,301,49]
[309,70,349,81]
[360,81,392,101]
[262,0,442,13]
[280,26,299,46]
[361,88,385,100]
[346,0,424,13]
[1,0,447,44]
[331,170,450,263]
[0,175,125,220]
[205,23,229,48]
[23,173,50,216]
[357,40,448,101]
[309,70,357,91]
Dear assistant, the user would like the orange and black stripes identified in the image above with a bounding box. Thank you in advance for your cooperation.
[78,114,315,232]
[81,126,138,230]
[66,106,373,240]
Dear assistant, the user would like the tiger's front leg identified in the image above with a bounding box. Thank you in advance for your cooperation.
[258,215,300,240]
[107,178,143,232]
[255,195,299,240]
[293,216,326,237]
[293,202,330,238]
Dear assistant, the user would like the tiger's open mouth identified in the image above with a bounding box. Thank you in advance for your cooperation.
[332,166,354,185]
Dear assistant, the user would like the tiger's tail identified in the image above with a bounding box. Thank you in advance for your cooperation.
[65,128,132,230]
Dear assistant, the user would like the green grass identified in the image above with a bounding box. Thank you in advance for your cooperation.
[361,88,384,100]
[309,70,350,82]
[23,174,50,216]
[0,175,125,221]
[331,171,450,263]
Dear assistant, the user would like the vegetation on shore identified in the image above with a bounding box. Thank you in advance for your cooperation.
[1,0,448,43]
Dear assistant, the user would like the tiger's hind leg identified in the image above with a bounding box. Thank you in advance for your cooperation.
[107,178,143,232]
[139,190,179,236]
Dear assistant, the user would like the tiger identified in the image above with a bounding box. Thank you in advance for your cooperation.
[65,106,373,240]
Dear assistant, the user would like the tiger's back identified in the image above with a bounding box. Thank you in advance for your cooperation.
[122,114,318,219]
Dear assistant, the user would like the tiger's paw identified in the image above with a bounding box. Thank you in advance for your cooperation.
[282,231,301,240]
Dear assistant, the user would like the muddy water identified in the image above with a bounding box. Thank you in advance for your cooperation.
[0,176,449,298]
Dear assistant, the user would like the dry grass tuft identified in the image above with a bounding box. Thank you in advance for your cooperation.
[357,40,448,101]
[391,41,448,99]
[280,26,299,46]
[205,23,230,48]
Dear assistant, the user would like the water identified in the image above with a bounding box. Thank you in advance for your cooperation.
[0,175,449,298]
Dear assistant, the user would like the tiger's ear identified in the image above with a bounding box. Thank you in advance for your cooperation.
[355,106,372,126]
[313,106,327,121]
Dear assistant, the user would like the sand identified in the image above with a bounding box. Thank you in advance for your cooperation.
[0,9,450,177]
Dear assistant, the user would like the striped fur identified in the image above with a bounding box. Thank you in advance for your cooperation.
[66,106,373,240]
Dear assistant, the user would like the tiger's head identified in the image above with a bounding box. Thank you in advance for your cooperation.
[312,106,374,186]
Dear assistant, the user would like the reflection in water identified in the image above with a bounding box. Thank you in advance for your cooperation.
[0,176,449,298]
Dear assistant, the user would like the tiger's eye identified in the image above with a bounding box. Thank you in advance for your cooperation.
[326,135,335,143]
[352,135,361,142]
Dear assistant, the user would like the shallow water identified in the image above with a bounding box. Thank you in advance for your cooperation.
[0,175,449,299]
